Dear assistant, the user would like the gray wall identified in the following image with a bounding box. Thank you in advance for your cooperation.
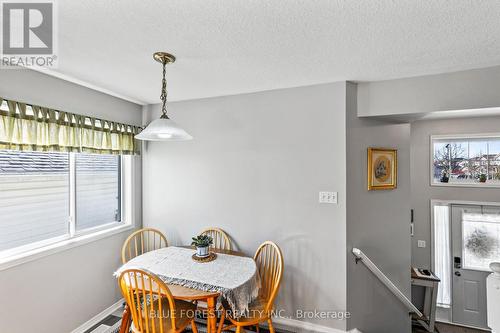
[0,69,142,333]
[357,66,500,117]
[142,83,348,330]
[411,116,500,268]
[0,68,140,125]
[346,82,412,333]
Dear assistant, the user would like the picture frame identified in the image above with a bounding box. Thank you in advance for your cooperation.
[367,148,397,190]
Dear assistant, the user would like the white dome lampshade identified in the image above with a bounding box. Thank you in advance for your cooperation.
[135,51,193,142]
[136,116,193,141]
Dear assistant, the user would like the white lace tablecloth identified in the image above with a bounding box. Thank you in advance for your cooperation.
[115,246,260,314]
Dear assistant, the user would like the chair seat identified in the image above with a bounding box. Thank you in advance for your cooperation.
[131,299,197,333]
[227,298,271,324]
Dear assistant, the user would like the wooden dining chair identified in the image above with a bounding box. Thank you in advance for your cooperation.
[122,228,168,264]
[217,241,284,333]
[119,268,198,333]
[200,227,232,251]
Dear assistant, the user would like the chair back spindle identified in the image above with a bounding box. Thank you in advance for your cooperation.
[200,227,232,251]
[254,241,284,312]
[122,228,168,264]
[119,269,177,333]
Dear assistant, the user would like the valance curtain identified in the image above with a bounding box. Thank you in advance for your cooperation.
[0,98,140,155]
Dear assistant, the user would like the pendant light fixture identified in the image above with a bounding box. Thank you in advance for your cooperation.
[135,52,193,141]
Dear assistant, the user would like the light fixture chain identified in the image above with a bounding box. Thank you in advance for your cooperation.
[160,61,168,117]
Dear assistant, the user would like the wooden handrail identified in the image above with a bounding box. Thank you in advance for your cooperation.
[352,247,424,318]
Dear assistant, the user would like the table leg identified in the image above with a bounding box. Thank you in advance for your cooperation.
[428,281,439,332]
[207,296,217,333]
[119,304,131,333]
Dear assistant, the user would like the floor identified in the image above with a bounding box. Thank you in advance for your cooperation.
[87,308,494,333]
[84,314,122,333]
[84,306,289,333]
[413,322,491,333]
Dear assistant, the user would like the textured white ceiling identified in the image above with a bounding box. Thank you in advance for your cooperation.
[48,0,500,104]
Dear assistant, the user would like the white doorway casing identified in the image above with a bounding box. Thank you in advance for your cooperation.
[431,200,500,330]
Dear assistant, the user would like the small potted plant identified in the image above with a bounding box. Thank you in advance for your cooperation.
[191,234,213,258]
[479,174,487,183]
[440,170,449,183]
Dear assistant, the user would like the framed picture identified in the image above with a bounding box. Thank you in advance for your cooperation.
[367,148,397,190]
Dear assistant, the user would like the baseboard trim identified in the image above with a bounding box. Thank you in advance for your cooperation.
[435,320,490,332]
[268,317,360,333]
[71,299,124,333]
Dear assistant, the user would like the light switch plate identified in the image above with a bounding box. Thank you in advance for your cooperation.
[319,191,337,204]
[417,240,426,248]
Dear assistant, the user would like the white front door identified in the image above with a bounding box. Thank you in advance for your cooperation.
[451,204,500,329]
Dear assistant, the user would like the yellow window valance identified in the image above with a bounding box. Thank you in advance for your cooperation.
[0,98,140,155]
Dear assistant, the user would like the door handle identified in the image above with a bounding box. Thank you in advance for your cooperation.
[454,271,461,277]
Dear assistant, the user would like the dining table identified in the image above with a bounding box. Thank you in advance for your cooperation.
[115,246,260,333]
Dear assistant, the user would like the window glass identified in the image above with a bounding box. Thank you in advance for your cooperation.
[462,212,500,271]
[76,153,121,231]
[434,204,451,306]
[488,139,500,182]
[432,137,500,186]
[0,150,124,255]
[0,150,69,251]
[469,140,488,181]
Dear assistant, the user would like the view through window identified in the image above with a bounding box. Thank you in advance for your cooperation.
[0,150,122,254]
[432,136,500,186]
[76,154,121,231]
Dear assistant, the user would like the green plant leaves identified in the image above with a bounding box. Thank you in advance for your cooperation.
[191,234,214,247]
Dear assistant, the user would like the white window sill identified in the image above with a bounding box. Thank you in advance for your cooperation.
[431,182,500,188]
[0,223,135,271]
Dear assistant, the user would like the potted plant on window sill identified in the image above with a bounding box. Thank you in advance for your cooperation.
[191,234,213,258]
[480,174,487,183]
[440,170,449,183]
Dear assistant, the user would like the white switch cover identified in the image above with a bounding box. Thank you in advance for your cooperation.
[417,240,426,248]
[319,191,337,204]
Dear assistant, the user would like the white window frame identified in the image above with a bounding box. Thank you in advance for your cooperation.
[0,154,137,271]
[430,133,500,188]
